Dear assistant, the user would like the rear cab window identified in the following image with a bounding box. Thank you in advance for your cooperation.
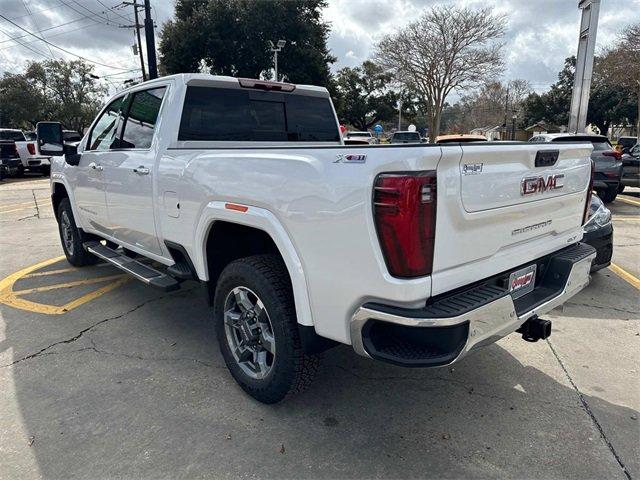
[178,86,340,143]
[393,132,421,141]
[0,130,26,142]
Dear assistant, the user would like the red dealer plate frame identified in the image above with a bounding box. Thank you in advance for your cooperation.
[509,264,537,299]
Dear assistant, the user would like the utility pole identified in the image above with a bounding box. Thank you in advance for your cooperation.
[120,0,147,80]
[398,99,402,131]
[568,0,600,133]
[133,0,146,81]
[143,0,157,79]
[503,85,509,140]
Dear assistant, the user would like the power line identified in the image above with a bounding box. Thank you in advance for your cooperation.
[0,25,51,59]
[0,14,94,44]
[21,0,55,58]
[0,18,96,49]
[61,0,127,27]
[0,14,133,70]
[96,0,134,23]
[6,1,68,22]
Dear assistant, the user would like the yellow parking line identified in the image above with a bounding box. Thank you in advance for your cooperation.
[609,263,640,290]
[0,206,34,214]
[613,216,640,221]
[0,201,34,211]
[0,256,130,315]
[61,276,130,312]
[12,274,127,295]
[23,267,78,278]
[617,196,640,207]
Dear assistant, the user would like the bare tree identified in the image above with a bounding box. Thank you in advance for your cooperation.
[375,6,506,138]
[599,23,640,135]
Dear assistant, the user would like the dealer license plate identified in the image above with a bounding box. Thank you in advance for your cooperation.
[509,264,537,299]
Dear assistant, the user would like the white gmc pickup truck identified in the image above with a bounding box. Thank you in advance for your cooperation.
[37,74,596,403]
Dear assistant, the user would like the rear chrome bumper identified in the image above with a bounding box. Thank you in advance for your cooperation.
[350,243,596,367]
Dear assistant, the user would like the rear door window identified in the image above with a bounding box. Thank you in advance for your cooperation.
[119,87,166,149]
[178,86,339,142]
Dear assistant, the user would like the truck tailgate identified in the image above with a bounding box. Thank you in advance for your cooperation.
[431,143,592,296]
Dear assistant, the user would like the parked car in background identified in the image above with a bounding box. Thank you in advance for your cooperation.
[0,129,28,177]
[582,194,613,272]
[616,136,637,154]
[619,143,639,192]
[344,131,377,144]
[435,134,487,144]
[390,131,422,144]
[529,133,623,203]
[0,128,52,176]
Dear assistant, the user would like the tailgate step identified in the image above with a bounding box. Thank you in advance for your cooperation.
[83,241,180,292]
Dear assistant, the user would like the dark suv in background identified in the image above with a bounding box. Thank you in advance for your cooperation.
[529,133,623,203]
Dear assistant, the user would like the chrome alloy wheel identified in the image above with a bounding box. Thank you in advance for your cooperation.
[223,286,276,379]
[60,210,74,256]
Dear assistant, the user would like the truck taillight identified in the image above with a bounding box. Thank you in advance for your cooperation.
[373,171,437,278]
[583,160,594,225]
[27,143,35,155]
[10,144,18,157]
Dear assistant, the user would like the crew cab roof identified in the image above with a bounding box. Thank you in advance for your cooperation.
[113,73,331,98]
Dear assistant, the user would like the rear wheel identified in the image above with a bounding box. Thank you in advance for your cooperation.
[57,198,99,267]
[618,184,625,194]
[214,254,319,403]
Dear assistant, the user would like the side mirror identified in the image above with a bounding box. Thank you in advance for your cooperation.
[36,122,64,156]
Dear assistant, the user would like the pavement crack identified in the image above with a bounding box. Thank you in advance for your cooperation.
[31,189,40,218]
[1,294,169,368]
[86,338,220,368]
[546,339,632,480]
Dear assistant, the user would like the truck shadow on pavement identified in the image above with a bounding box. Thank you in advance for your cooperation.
[2,281,638,479]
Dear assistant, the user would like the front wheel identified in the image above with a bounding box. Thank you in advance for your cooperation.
[214,254,319,403]
[57,198,98,267]
[601,186,618,203]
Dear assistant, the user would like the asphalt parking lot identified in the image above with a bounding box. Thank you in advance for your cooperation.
[0,176,638,479]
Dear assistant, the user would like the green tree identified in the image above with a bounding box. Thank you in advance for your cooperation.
[0,73,47,129]
[334,61,398,130]
[599,23,640,135]
[522,56,637,135]
[0,59,105,132]
[159,0,335,87]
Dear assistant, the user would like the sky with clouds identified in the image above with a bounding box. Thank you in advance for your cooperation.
[0,0,638,96]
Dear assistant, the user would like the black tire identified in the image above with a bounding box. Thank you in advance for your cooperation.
[214,254,319,403]
[14,165,25,178]
[601,186,618,203]
[618,184,625,194]
[57,198,99,267]
[41,165,51,177]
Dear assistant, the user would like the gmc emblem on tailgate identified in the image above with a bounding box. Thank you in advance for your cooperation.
[520,174,564,196]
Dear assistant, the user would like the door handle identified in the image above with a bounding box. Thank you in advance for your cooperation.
[133,166,150,175]
[88,162,103,171]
